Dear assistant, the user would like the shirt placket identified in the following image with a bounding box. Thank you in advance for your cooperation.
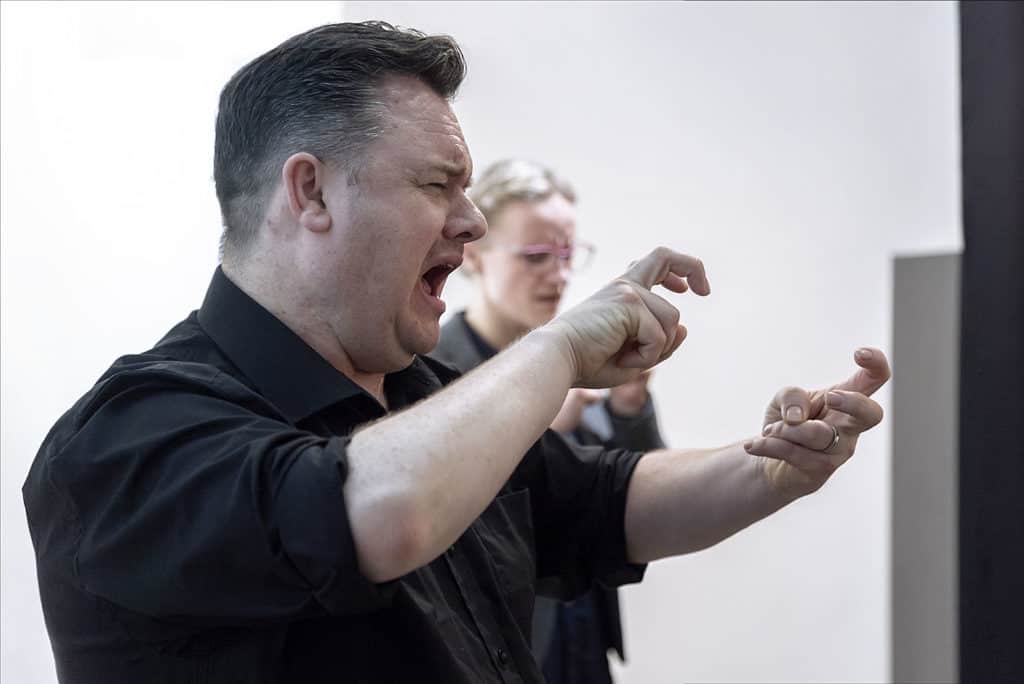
[443,542,525,684]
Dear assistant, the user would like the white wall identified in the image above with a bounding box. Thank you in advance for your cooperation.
[1,2,960,682]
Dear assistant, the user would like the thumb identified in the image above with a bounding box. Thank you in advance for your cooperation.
[775,386,812,425]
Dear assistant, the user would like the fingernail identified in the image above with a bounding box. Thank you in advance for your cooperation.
[827,391,843,408]
[856,348,873,361]
[785,406,803,423]
[762,423,773,436]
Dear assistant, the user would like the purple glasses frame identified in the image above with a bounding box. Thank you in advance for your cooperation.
[497,242,596,273]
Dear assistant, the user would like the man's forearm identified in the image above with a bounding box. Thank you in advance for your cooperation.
[345,327,576,582]
[624,443,797,563]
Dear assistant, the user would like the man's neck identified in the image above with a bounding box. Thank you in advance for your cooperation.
[268,311,390,409]
[331,361,388,409]
[223,262,389,409]
[464,301,528,352]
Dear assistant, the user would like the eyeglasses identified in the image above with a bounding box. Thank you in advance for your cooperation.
[496,242,596,273]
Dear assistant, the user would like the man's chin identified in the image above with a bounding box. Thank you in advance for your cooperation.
[401,323,441,359]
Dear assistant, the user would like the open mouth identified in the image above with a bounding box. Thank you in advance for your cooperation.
[420,264,456,299]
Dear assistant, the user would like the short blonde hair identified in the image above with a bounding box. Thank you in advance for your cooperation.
[469,159,577,229]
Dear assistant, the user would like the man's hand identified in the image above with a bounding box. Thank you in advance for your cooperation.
[546,247,710,389]
[744,347,891,499]
[550,388,604,433]
[608,371,653,417]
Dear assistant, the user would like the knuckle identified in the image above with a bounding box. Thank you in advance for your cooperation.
[623,291,644,309]
[648,325,668,348]
[780,385,805,401]
[609,279,637,299]
[612,277,634,291]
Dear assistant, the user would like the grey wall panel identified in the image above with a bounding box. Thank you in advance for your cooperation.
[892,253,959,684]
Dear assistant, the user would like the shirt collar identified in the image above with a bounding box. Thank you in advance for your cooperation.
[456,311,499,363]
[197,266,365,423]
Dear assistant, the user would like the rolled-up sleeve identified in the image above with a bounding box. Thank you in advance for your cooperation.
[513,431,647,600]
[47,367,393,625]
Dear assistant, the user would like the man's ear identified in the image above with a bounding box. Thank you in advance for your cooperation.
[282,152,331,233]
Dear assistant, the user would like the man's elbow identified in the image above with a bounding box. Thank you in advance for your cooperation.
[349,494,434,583]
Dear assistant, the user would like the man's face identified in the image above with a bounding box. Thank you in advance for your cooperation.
[469,194,577,333]
[308,76,486,373]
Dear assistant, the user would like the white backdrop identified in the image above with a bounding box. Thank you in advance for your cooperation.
[1,2,960,682]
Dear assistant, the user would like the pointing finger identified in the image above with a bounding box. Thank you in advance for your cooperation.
[831,347,891,397]
[624,247,711,296]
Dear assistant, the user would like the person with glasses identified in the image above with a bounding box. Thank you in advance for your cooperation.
[432,159,667,684]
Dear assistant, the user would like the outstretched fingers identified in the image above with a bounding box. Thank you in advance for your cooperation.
[823,389,884,431]
[831,347,891,397]
[624,247,711,296]
[801,348,890,420]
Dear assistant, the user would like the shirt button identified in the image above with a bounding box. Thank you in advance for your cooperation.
[496,648,510,666]
[448,545,456,555]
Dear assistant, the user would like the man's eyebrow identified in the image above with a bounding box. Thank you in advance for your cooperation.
[433,160,468,176]
[431,160,473,188]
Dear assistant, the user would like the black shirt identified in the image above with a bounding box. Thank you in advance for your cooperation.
[23,267,646,683]
[432,312,666,683]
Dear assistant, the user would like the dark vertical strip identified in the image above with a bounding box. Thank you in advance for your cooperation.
[959,2,1024,683]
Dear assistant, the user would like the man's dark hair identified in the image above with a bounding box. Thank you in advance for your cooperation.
[214,21,466,258]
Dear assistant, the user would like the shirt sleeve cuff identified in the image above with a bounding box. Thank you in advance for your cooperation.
[593,448,649,589]
[276,436,397,616]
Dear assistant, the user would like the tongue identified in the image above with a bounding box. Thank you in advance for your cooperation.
[419,276,434,297]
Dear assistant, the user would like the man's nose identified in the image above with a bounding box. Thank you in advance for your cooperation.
[443,197,488,243]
